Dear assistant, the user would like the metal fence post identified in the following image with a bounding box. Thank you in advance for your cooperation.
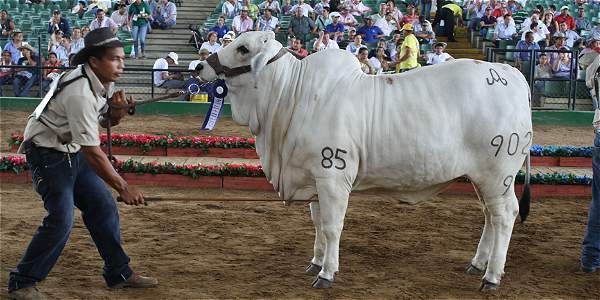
[151,69,154,98]
[38,36,43,97]
[572,49,580,111]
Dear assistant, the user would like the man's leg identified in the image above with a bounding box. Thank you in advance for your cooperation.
[12,76,22,97]
[445,11,456,41]
[131,25,140,58]
[581,132,600,273]
[21,74,37,97]
[8,150,76,292]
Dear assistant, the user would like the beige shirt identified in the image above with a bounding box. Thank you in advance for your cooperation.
[21,64,113,153]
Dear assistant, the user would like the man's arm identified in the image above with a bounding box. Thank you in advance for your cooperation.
[398,45,411,62]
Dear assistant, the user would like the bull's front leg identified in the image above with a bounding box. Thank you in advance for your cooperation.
[311,178,350,289]
[306,202,326,276]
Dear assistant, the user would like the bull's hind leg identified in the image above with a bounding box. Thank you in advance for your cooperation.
[467,185,493,275]
[311,178,350,289]
[306,202,325,276]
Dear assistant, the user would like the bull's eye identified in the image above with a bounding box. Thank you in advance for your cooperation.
[237,45,250,55]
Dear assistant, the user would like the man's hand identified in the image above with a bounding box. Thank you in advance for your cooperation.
[108,89,133,124]
[118,185,145,205]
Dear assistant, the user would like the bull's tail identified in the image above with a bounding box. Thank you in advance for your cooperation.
[519,144,532,223]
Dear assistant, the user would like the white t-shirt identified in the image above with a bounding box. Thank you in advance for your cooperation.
[427,52,453,65]
[313,39,339,51]
[188,59,201,71]
[153,57,169,86]
[368,56,383,74]
[200,42,222,54]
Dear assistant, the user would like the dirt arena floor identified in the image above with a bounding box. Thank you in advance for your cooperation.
[0,110,598,299]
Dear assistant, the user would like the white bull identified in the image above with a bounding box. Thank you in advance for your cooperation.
[198,31,532,290]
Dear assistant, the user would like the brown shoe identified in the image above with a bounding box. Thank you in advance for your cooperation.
[110,273,158,289]
[8,286,47,300]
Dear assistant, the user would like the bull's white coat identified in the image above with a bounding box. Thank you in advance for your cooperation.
[199,31,533,288]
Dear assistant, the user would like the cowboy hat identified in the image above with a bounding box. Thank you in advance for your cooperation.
[18,42,36,52]
[71,27,123,66]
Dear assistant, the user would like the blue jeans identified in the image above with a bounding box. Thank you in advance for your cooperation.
[131,23,149,56]
[581,133,600,272]
[154,15,176,29]
[420,1,432,20]
[13,74,38,97]
[8,148,132,291]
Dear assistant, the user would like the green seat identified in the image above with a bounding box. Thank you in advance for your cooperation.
[543,81,569,97]
[505,45,515,62]
[485,28,495,41]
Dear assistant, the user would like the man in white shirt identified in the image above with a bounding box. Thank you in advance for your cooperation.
[153,52,185,89]
[188,48,210,76]
[256,8,279,32]
[313,30,339,51]
[426,42,454,65]
[70,27,85,54]
[291,0,313,18]
[494,14,517,40]
[200,31,222,54]
[374,12,397,37]
[232,6,254,34]
[521,22,546,43]
[89,9,118,34]
[556,21,581,48]
[111,4,130,31]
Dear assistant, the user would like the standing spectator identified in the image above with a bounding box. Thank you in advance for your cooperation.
[555,6,576,30]
[375,12,398,37]
[556,21,581,48]
[313,0,330,16]
[575,6,591,34]
[71,27,85,54]
[339,6,358,28]
[291,0,314,18]
[243,0,260,21]
[41,52,63,92]
[515,31,540,70]
[420,0,432,21]
[314,7,331,32]
[349,0,371,17]
[552,49,572,78]
[4,30,23,64]
[210,16,230,39]
[432,1,462,42]
[52,37,72,66]
[0,50,14,96]
[128,0,152,59]
[467,0,486,32]
[153,52,185,89]
[370,3,387,23]
[90,9,119,34]
[288,7,316,40]
[232,6,254,35]
[200,32,222,54]
[222,0,240,19]
[479,7,497,38]
[401,4,419,26]
[546,33,568,65]
[313,30,339,51]
[48,10,72,37]
[396,23,420,72]
[414,15,435,44]
[493,14,517,41]
[357,16,384,43]
[0,9,15,41]
[325,12,344,41]
[288,36,309,57]
[153,0,177,29]
[111,4,130,31]
[256,8,280,32]
[259,0,281,15]
[357,47,375,74]
[346,34,365,55]
[13,43,40,97]
[542,11,559,37]
[425,42,453,65]
[368,46,390,73]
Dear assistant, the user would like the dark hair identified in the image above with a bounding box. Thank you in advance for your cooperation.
[88,46,114,62]
[549,4,556,10]
[358,47,368,54]
[530,22,537,30]
[48,52,57,58]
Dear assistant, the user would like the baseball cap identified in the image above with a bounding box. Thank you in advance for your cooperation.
[199,48,210,55]
[554,32,566,38]
[401,23,413,31]
[330,12,341,18]
[167,52,179,64]
[560,5,569,10]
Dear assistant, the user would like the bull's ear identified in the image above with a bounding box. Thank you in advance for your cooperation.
[236,45,250,55]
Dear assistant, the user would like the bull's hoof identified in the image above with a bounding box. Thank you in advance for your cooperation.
[466,264,485,275]
[479,279,500,291]
[312,276,333,289]
[305,263,322,276]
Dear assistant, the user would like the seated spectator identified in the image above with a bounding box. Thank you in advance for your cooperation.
[357,47,375,74]
[546,33,569,65]
[200,32,222,54]
[314,7,331,32]
[4,30,23,64]
[210,16,229,39]
[243,0,260,21]
[90,9,118,34]
[281,0,293,15]
[413,15,434,44]
[425,42,453,65]
[515,31,540,70]
[219,32,235,48]
[232,6,254,35]
[401,4,419,26]
[288,36,309,57]
[41,52,63,92]
[153,52,185,89]
[368,46,390,73]
[188,48,210,78]
[47,29,64,53]
[339,6,358,28]
[0,9,15,41]
[256,8,280,32]
[479,7,496,37]
[467,0,486,32]
[554,6,575,30]
[575,6,591,34]
[52,37,72,66]
[396,23,420,72]
[259,0,281,15]
[492,1,511,18]
[542,11,559,37]
[350,0,371,17]
[533,53,552,106]
[70,27,85,54]
[493,14,517,40]
[386,31,402,58]
[591,19,600,41]
[357,16,384,43]
[519,9,540,33]
[313,31,339,51]
[82,25,91,37]
[291,0,313,18]
[368,39,390,58]
[71,1,87,19]
[347,28,357,43]
[313,0,329,16]
[288,7,316,39]
[48,10,72,37]
[386,0,403,24]
[555,22,581,48]
[552,50,572,78]
[370,3,388,24]
[375,12,399,37]
[111,4,130,31]
[325,12,344,41]
[521,22,547,44]
[346,34,365,55]
[13,43,40,97]
[86,0,109,15]
[152,0,177,29]
[222,0,240,19]
[0,50,14,96]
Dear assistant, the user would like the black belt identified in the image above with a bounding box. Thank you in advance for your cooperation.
[23,140,78,157]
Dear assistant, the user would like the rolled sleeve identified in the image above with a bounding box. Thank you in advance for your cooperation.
[65,95,102,146]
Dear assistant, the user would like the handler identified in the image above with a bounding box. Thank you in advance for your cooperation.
[7,28,157,300]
